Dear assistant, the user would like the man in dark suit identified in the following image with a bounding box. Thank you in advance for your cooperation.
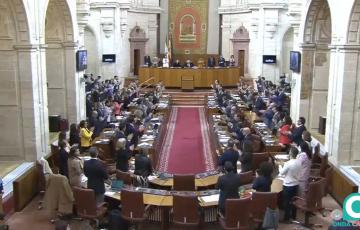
[289,117,307,145]
[172,59,182,67]
[207,56,216,67]
[218,140,239,173]
[183,59,194,68]
[216,161,241,214]
[218,55,226,67]
[134,150,153,177]
[84,147,108,204]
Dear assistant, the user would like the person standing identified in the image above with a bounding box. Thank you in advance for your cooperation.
[58,141,69,178]
[79,120,93,153]
[67,146,84,188]
[84,147,108,203]
[115,138,131,172]
[218,140,239,173]
[297,142,312,197]
[279,147,301,222]
[216,162,241,214]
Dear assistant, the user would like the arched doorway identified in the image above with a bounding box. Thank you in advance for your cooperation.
[230,26,250,77]
[45,0,77,123]
[281,28,294,81]
[300,0,332,137]
[0,0,48,160]
[84,26,98,76]
[129,26,148,76]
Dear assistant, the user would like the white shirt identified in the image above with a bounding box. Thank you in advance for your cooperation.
[279,158,301,187]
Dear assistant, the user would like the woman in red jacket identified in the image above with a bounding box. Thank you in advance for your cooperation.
[278,116,293,151]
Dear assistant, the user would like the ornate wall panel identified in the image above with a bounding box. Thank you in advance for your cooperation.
[168,0,208,54]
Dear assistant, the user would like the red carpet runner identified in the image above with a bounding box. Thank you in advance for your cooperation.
[158,107,215,174]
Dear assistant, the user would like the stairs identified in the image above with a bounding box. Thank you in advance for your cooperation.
[166,91,211,106]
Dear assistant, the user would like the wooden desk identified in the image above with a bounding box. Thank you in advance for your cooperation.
[150,174,220,188]
[106,178,283,206]
[139,67,241,88]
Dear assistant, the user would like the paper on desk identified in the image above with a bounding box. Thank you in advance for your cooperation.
[200,194,219,203]
[148,175,157,181]
[275,155,289,160]
[105,191,116,196]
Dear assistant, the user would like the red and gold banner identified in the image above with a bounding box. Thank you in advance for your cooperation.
[169,0,208,55]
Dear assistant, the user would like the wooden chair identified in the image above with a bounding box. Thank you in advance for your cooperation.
[311,143,321,165]
[252,153,269,172]
[120,189,151,230]
[173,174,195,191]
[311,153,328,177]
[116,170,133,185]
[219,197,252,230]
[238,171,254,186]
[292,178,325,228]
[73,187,108,226]
[172,195,202,228]
[251,192,278,227]
[36,161,46,209]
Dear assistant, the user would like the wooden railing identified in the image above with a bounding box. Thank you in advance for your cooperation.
[139,77,155,89]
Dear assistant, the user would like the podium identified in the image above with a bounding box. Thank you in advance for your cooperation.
[181,75,194,91]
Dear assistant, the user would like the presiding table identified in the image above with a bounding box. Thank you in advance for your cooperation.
[139,67,241,88]
[104,179,283,229]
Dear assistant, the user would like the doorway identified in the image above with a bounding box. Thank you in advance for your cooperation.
[238,50,245,76]
[134,49,140,76]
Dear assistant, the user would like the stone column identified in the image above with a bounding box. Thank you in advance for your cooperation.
[15,44,49,161]
[326,45,360,165]
[63,42,84,124]
[297,43,316,124]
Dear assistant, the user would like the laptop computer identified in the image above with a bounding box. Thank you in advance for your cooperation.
[111,180,124,191]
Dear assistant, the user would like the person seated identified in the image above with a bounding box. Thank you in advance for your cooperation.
[218,55,226,67]
[134,150,153,178]
[252,161,273,192]
[144,55,152,67]
[162,55,169,68]
[207,56,216,67]
[216,161,241,214]
[183,59,194,68]
[152,56,159,67]
[172,59,182,67]
[218,140,239,173]
[229,55,236,67]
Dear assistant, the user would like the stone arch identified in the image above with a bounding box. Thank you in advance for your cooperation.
[0,0,30,43]
[347,0,360,44]
[303,0,332,44]
[45,0,74,43]
[299,0,332,135]
[0,0,40,161]
[45,0,78,123]
[281,27,294,79]
[84,25,99,75]
[230,26,250,76]
[344,0,360,163]
[129,26,148,75]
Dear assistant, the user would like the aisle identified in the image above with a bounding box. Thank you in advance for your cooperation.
[158,107,215,174]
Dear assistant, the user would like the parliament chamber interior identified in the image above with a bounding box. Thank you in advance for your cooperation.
[0,0,360,229]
